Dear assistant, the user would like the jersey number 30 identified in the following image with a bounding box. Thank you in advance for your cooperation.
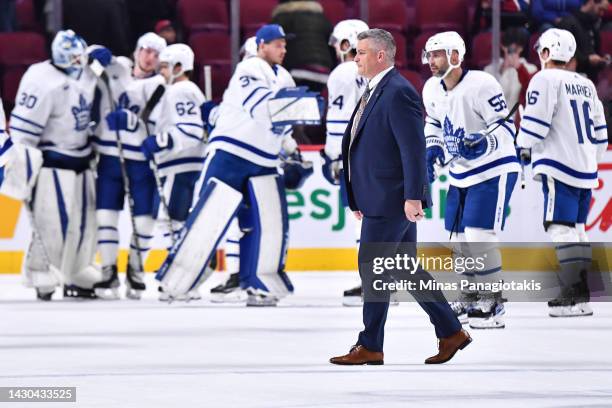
[18,93,38,109]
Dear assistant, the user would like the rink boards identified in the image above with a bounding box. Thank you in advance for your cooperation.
[0,147,610,273]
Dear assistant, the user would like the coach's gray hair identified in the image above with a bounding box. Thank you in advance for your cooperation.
[357,29,396,64]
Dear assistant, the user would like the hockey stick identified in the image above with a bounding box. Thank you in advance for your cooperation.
[437,102,520,169]
[204,65,212,101]
[94,62,145,275]
[140,85,178,248]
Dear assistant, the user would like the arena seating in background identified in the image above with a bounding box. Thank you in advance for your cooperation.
[15,0,42,32]
[177,0,229,36]
[398,68,424,94]
[415,0,468,35]
[0,32,47,109]
[470,30,492,69]
[368,0,408,34]
[319,0,347,25]
[240,0,278,38]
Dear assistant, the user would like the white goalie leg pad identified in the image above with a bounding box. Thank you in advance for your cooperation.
[23,167,78,289]
[61,169,99,289]
[0,142,43,200]
[156,177,242,297]
[240,174,293,298]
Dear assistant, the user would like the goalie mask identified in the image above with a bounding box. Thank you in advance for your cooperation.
[51,30,88,79]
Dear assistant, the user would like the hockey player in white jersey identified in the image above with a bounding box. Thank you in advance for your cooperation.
[422,31,521,329]
[321,19,369,306]
[91,32,167,300]
[156,24,320,305]
[5,30,105,300]
[0,97,11,187]
[139,43,207,301]
[516,28,608,317]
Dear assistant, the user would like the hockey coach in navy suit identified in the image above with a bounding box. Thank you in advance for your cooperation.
[329,29,471,365]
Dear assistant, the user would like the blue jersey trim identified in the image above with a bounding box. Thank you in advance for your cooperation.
[533,158,597,180]
[210,136,278,160]
[92,137,142,152]
[520,126,545,140]
[249,91,273,118]
[157,157,205,170]
[242,86,269,106]
[327,132,344,137]
[9,126,41,137]
[450,155,519,179]
[10,113,45,129]
[594,125,607,131]
[327,120,350,124]
[523,115,551,128]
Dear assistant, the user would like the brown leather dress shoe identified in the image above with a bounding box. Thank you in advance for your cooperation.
[330,345,384,365]
[425,329,472,364]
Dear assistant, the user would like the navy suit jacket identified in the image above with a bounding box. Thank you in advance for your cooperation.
[341,67,431,217]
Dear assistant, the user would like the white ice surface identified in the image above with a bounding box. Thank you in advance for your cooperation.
[1,272,611,408]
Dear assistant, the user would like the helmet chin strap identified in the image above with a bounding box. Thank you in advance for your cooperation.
[439,49,461,80]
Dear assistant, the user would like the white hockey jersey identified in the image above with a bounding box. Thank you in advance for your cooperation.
[207,57,296,168]
[517,69,608,189]
[325,61,366,159]
[423,70,521,187]
[10,61,97,159]
[0,97,9,167]
[93,57,165,161]
[153,80,207,177]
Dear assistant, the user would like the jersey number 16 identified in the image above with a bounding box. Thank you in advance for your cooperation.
[570,99,597,145]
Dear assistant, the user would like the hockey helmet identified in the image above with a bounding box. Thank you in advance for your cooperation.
[135,32,167,54]
[51,30,88,77]
[159,43,195,83]
[535,28,576,64]
[421,31,466,65]
[329,19,369,57]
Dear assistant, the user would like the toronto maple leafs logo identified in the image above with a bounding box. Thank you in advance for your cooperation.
[443,116,465,157]
[117,92,140,115]
[71,94,93,132]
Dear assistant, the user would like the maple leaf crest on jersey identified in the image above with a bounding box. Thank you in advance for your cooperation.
[443,116,465,157]
[71,94,92,131]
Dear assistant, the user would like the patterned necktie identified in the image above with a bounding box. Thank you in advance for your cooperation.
[350,86,372,145]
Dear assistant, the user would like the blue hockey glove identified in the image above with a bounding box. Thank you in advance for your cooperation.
[89,47,112,67]
[200,101,218,133]
[141,133,173,161]
[105,109,139,132]
[459,132,497,160]
[426,145,445,183]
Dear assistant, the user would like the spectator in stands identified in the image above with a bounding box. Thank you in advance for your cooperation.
[472,0,530,35]
[0,0,16,32]
[484,27,537,126]
[64,0,132,56]
[530,0,581,31]
[155,19,178,45]
[557,0,611,81]
[271,0,334,93]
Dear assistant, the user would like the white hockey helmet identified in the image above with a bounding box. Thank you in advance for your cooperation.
[421,31,466,65]
[135,32,167,54]
[159,43,195,83]
[535,28,576,65]
[240,36,258,60]
[329,19,369,57]
[51,29,88,77]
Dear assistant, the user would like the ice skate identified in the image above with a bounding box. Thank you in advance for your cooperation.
[246,288,278,307]
[548,278,592,317]
[450,291,478,324]
[210,272,246,303]
[125,263,146,300]
[342,285,362,307]
[63,284,97,299]
[93,265,120,300]
[469,292,505,329]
